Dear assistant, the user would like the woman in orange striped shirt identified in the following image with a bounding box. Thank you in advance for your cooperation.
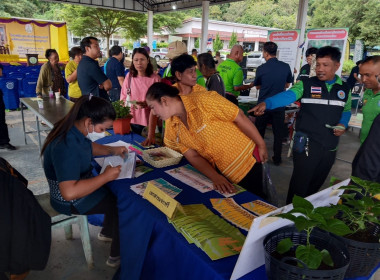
[146,82,268,197]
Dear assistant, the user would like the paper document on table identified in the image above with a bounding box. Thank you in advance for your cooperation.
[99,152,136,179]
[165,164,245,197]
[94,141,133,166]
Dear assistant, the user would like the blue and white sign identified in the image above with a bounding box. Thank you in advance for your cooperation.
[133,41,141,49]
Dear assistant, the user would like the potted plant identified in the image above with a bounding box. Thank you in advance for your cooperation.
[331,176,380,278]
[112,100,133,135]
[263,195,351,280]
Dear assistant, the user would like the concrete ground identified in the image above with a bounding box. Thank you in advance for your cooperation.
[2,100,379,279]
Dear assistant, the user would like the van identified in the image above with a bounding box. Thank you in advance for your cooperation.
[246,51,265,70]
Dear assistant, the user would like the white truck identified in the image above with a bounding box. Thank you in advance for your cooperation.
[151,48,168,61]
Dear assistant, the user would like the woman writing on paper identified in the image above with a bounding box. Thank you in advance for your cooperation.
[146,82,268,197]
[120,47,160,135]
[41,95,127,267]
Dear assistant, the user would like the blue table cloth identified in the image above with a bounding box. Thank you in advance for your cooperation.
[96,133,267,280]
[97,134,379,280]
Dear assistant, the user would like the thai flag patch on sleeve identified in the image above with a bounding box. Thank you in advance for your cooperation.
[311,87,322,94]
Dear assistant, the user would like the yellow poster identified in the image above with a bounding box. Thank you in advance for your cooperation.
[0,17,69,62]
[6,22,50,58]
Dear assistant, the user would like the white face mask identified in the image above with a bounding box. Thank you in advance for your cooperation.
[86,125,106,142]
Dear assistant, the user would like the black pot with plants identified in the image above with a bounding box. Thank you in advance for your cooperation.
[263,195,351,280]
[331,176,380,278]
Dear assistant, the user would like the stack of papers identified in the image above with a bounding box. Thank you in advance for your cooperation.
[168,204,246,260]
[165,164,245,197]
[241,200,277,216]
[210,198,257,231]
[130,178,182,198]
[99,152,136,180]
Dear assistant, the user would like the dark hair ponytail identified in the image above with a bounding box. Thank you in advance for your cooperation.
[146,82,180,103]
[41,96,116,156]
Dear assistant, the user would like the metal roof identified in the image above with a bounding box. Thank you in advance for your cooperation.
[42,0,242,13]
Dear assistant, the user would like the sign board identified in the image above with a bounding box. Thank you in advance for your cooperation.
[302,28,349,76]
[133,41,141,49]
[152,40,157,49]
[268,30,300,74]
[143,182,180,219]
[168,35,182,43]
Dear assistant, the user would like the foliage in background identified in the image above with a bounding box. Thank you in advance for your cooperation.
[310,0,380,47]
[60,5,146,54]
[194,38,200,48]
[342,60,356,75]
[213,33,223,52]
[228,31,238,49]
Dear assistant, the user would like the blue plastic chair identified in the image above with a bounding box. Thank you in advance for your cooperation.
[0,78,19,110]
[20,77,38,98]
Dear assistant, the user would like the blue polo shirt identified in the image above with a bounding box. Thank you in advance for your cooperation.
[105,57,125,90]
[77,55,109,98]
[254,57,293,104]
[43,126,108,215]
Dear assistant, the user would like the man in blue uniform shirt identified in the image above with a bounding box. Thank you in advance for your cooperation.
[253,41,293,165]
[249,46,351,203]
[77,37,112,100]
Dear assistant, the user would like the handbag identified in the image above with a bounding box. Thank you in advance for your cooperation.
[262,162,279,206]
[125,73,132,107]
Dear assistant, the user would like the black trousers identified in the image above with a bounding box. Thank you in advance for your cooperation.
[238,162,267,200]
[286,140,336,204]
[255,108,285,163]
[109,88,121,103]
[0,90,10,145]
[71,192,120,257]
[225,93,239,106]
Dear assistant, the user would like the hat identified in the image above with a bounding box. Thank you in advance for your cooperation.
[167,41,187,59]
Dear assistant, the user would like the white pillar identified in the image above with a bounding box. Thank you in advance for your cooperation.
[201,1,209,53]
[254,41,259,51]
[147,10,154,51]
[294,0,309,77]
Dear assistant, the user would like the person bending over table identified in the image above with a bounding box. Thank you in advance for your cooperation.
[141,53,206,147]
[146,82,268,196]
[41,95,128,267]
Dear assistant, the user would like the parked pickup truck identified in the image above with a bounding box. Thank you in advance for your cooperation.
[151,48,168,61]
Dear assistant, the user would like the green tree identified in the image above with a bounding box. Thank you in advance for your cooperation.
[228,31,238,49]
[310,0,380,46]
[0,0,39,18]
[60,5,146,55]
[213,33,223,52]
[194,38,200,48]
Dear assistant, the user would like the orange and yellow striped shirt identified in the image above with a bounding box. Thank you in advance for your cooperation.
[164,85,256,183]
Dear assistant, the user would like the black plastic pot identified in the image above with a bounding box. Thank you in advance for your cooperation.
[263,226,350,280]
[342,224,380,278]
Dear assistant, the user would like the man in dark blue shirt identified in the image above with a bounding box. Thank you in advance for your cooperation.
[77,37,112,100]
[105,46,125,102]
[253,41,293,165]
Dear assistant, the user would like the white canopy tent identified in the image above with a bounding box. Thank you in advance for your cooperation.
[43,0,308,74]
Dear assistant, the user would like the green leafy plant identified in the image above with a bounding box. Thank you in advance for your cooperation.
[333,176,380,237]
[112,100,132,119]
[275,195,352,270]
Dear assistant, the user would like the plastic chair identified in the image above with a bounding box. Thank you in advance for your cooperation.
[0,78,19,110]
[35,193,94,269]
[20,77,38,98]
